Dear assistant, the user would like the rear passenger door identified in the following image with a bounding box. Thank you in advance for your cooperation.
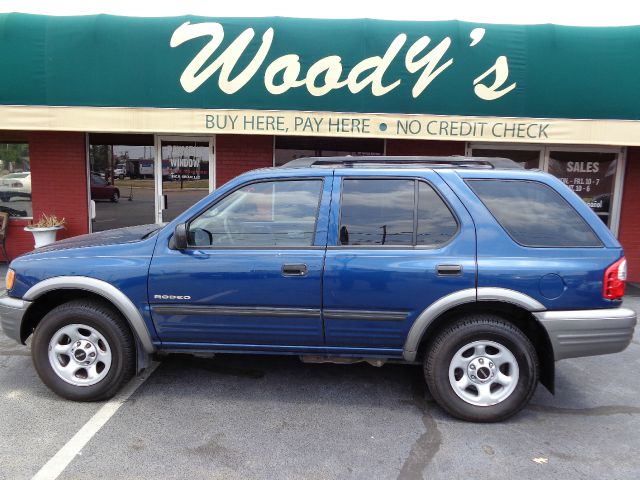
[322,171,477,353]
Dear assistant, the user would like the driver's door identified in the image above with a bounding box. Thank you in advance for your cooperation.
[148,175,331,349]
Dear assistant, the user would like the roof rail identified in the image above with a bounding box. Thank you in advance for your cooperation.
[281,156,524,170]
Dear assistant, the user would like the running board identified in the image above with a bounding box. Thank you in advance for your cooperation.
[299,355,386,367]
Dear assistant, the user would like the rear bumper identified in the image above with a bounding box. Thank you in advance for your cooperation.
[0,291,31,344]
[535,307,637,360]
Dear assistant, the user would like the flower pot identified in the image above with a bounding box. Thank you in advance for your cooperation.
[24,225,65,248]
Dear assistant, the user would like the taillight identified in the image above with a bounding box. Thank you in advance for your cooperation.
[603,257,627,300]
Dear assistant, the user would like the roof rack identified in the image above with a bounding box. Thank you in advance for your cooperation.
[281,156,524,170]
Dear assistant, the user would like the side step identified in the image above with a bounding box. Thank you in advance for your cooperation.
[299,355,386,367]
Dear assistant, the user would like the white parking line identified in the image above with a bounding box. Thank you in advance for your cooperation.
[31,362,160,480]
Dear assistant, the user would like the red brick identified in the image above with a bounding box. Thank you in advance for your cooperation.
[1,131,88,260]
[216,134,273,187]
[618,147,640,282]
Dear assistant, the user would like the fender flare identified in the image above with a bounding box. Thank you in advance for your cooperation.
[24,276,155,353]
[403,287,546,361]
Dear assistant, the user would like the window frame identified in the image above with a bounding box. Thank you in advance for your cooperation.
[466,178,604,249]
[0,141,32,219]
[184,177,326,250]
[335,176,460,249]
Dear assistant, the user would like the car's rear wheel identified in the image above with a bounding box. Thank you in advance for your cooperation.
[424,315,538,422]
[111,191,120,203]
[32,300,135,401]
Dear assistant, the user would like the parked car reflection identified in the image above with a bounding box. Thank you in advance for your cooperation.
[90,174,120,202]
[0,172,31,201]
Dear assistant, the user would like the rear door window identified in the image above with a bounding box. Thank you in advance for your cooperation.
[417,181,458,246]
[339,178,457,247]
[339,179,414,246]
[467,179,602,247]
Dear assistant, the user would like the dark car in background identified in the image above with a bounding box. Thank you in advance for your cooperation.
[90,174,120,202]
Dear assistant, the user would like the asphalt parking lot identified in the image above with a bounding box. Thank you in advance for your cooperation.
[0,288,639,479]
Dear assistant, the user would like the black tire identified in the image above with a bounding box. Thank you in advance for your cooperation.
[424,314,538,422]
[111,191,120,203]
[31,300,136,401]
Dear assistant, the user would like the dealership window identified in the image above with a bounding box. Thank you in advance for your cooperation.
[547,151,617,226]
[0,142,31,217]
[88,134,155,232]
[468,144,623,231]
[274,136,384,166]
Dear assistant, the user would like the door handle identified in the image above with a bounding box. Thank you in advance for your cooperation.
[282,264,308,277]
[437,264,462,276]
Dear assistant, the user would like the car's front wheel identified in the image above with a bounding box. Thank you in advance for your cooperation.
[424,315,538,422]
[31,300,135,401]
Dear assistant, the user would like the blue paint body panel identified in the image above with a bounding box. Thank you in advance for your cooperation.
[6,164,625,358]
[439,169,623,310]
[323,170,476,349]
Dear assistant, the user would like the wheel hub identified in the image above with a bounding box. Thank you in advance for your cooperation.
[48,324,112,386]
[70,340,98,366]
[467,356,497,384]
[448,339,520,407]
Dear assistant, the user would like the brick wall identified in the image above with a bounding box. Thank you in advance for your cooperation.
[618,147,640,282]
[215,134,273,187]
[2,131,88,261]
[386,139,465,156]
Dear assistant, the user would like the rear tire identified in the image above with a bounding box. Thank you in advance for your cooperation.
[32,300,135,401]
[424,314,538,422]
[111,191,120,203]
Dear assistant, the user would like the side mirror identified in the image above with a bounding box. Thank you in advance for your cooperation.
[171,223,188,250]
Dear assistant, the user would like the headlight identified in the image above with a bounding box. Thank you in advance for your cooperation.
[6,268,15,290]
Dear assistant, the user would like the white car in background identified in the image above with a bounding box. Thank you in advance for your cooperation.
[0,172,31,201]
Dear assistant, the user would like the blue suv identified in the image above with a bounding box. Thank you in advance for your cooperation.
[0,157,636,422]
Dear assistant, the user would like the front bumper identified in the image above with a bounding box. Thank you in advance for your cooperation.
[0,291,31,344]
[535,307,637,360]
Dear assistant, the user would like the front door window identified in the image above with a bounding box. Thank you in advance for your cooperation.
[188,180,322,247]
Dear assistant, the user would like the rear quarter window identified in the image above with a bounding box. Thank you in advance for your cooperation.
[467,179,602,248]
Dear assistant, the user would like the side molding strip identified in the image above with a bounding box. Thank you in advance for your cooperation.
[323,309,408,321]
[153,305,320,318]
[24,276,155,353]
[403,287,546,362]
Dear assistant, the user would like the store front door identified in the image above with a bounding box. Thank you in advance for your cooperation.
[156,136,214,223]
[89,134,157,232]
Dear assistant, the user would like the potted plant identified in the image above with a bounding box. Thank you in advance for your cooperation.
[24,213,66,248]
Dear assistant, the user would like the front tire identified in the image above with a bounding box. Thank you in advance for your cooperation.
[111,191,120,203]
[32,300,135,401]
[424,315,538,422]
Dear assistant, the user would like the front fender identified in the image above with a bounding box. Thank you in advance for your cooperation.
[23,276,155,353]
